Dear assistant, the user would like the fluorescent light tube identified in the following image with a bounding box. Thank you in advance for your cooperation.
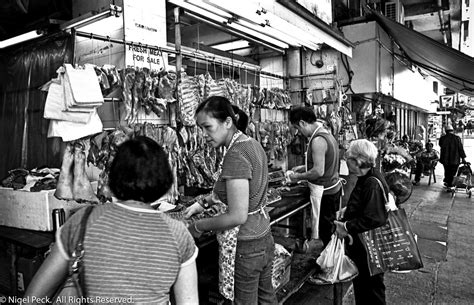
[212,40,250,51]
[0,30,44,49]
[172,0,289,49]
[184,11,286,53]
[185,0,232,19]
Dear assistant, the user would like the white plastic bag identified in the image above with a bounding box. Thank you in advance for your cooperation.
[314,234,358,284]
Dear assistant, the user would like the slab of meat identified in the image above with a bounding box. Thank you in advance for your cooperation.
[54,142,75,200]
[121,68,135,123]
[73,140,99,203]
[178,73,201,126]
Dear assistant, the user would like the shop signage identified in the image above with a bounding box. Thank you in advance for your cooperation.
[123,0,167,70]
[440,94,456,108]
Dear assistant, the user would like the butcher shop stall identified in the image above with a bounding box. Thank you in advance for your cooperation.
[0,0,354,303]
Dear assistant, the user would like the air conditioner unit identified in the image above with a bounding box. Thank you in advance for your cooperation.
[385,1,405,24]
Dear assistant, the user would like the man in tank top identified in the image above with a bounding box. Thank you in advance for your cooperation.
[287,107,342,253]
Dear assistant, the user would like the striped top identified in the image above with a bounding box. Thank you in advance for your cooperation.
[57,202,197,304]
[213,135,271,240]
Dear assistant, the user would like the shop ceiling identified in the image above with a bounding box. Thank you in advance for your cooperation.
[0,0,350,60]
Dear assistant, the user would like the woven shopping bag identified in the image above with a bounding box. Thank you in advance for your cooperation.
[359,178,423,276]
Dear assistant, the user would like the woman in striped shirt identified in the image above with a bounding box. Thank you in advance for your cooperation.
[25,137,199,304]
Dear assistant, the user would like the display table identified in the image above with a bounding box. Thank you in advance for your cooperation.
[0,226,54,296]
[195,194,314,304]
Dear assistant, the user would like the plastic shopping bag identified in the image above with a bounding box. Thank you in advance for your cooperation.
[314,234,358,284]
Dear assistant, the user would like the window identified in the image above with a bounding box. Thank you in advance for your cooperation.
[463,20,469,42]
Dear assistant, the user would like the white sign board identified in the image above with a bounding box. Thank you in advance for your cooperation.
[123,0,168,70]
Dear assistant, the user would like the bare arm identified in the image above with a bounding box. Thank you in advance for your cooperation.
[294,137,327,181]
[194,178,249,232]
[173,260,199,304]
[24,243,69,303]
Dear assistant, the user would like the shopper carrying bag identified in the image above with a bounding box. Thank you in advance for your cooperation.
[52,205,94,304]
[334,139,389,305]
[359,178,423,276]
[25,137,198,304]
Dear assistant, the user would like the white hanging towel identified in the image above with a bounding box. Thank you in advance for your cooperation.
[47,109,103,141]
[64,63,104,107]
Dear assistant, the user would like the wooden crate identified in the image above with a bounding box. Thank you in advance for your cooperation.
[0,187,88,231]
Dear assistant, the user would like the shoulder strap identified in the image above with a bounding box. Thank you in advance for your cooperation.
[77,206,94,245]
[368,176,388,203]
[73,205,94,300]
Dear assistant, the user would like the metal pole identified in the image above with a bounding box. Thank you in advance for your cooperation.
[172,7,182,128]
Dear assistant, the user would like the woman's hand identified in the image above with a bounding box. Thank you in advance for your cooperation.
[184,202,204,219]
[334,220,348,238]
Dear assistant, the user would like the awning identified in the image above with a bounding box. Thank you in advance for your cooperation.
[169,0,353,56]
[371,10,474,96]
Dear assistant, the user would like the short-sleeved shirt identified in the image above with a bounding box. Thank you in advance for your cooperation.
[213,135,270,240]
[57,202,198,304]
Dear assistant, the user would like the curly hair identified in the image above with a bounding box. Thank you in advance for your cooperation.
[108,136,173,203]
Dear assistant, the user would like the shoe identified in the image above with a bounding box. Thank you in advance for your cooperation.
[307,274,332,285]
[412,181,420,186]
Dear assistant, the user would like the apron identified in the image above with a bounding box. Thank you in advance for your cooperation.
[212,130,268,301]
[305,127,343,240]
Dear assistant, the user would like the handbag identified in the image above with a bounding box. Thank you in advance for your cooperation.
[359,177,423,276]
[52,206,94,305]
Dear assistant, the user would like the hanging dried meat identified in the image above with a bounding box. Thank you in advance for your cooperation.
[178,73,201,126]
[121,68,136,123]
[157,70,177,102]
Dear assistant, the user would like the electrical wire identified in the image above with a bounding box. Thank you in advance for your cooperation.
[340,53,355,94]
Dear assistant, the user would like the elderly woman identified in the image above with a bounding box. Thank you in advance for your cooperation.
[334,139,389,305]
[25,137,199,304]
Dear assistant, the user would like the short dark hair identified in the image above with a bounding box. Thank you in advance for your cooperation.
[108,136,173,203]
[195,96,248,133]
[289,106,316,125]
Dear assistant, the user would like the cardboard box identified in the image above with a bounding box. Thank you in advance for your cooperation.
[0,187,88,231]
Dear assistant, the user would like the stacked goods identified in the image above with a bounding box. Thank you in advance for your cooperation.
[272,243,293,290]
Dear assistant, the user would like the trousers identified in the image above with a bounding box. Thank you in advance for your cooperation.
[443,163,459,187]
[226,233,277,305]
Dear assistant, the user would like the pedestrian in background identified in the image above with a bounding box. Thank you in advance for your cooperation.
[466,121,473,136]
[334,139,389,305]
[185,96,277,304]
[439,123,466,188]
[412,142,439,186]
[25,137,199,304]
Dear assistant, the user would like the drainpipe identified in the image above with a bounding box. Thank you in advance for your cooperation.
[390,39,395,97]
[300,47,306,104]
[437,0,448,45]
